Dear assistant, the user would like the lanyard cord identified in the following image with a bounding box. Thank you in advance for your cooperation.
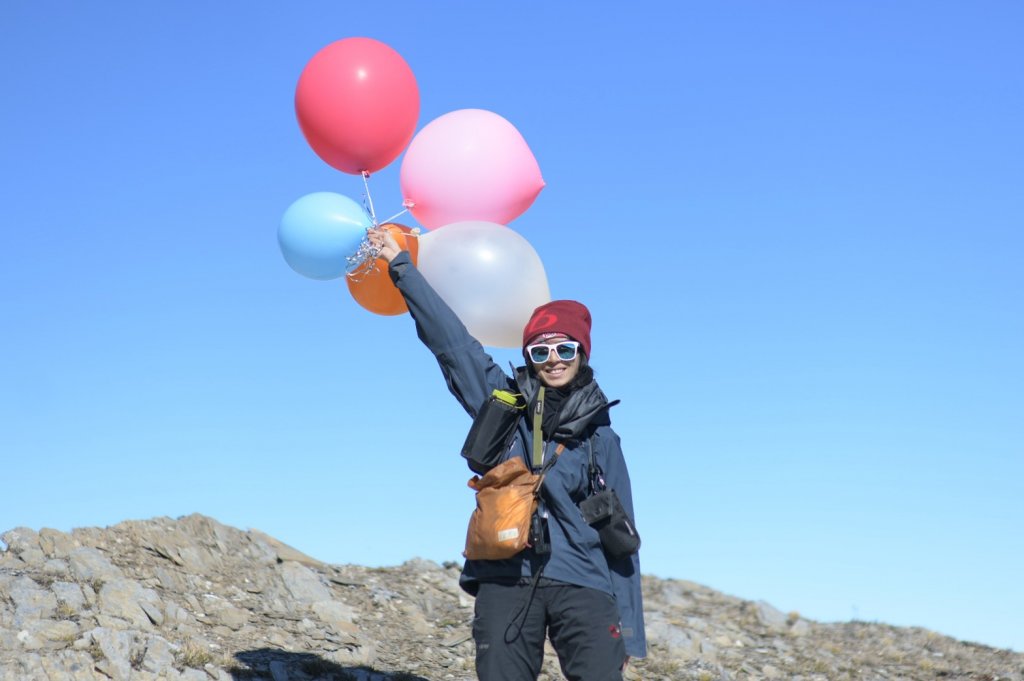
[587,437,606,494]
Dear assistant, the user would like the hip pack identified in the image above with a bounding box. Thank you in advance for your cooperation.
[463,443,565,560]
[463,457,541,560]
[464,387,571,560]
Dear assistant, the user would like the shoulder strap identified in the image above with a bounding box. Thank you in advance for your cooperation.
[532,442,565,498]
[532,386,545,469]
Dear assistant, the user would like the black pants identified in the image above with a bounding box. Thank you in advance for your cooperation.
[472,578,626,681]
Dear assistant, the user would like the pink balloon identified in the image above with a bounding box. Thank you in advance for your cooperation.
[295,38,419,175]
[400,109,544,229]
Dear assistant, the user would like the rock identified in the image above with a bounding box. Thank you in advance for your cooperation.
[755,599,789,630]
[5,575,58,624]
[327,640,377,667]
[2,527,42,554]
[43,558,70,576]
[38,528,78,559]
[248,528,323,568]
[98,579,162,629]
[17,627,45,650]
[89,627,141,680]
[3,651,94,681]
[399,603,433,635]
[69,547,124,584]
[141,635,177,673]
[42,650,98,680]
[312,599,358,628]
[790,618,811,636]
[153,565,188,592]
[645,611,698,657]
[4,513,1023,681]
[31,618,80,643]
[139,598,165,627]
[80,581,98,608]
[179,668,211,681]
[280,561,333,603]
[659,580,697,609]
[195,593,248,631]
[164,600,193,626]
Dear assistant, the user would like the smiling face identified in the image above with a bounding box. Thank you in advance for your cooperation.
[528,334,582,389]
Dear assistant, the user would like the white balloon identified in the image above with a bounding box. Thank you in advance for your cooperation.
[417,221,551,348]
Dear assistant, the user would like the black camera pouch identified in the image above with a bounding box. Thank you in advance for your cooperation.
[578,439,641,559]
[579,488,641,559]
[461,390,525,474]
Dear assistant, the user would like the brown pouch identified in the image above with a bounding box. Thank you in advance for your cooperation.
[463,457,542,560]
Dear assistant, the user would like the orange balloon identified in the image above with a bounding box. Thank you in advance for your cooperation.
[346,223,419,315]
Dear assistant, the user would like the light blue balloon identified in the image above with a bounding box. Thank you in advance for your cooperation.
[278,192,372,280]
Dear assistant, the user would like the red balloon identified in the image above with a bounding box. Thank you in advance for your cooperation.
[295,38,419,175]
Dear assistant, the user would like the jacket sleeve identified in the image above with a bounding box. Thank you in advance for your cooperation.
[598,429,647,658]
[388,250,512,417]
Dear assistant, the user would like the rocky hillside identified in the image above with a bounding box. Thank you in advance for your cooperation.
[1,514,1020,680]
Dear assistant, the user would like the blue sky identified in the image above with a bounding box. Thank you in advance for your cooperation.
[2,1,1021,653]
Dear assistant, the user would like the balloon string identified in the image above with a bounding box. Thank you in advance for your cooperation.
[347,171,420,280]
[361,171,378,226]
[380,207,409,225]
[346,240,381,280]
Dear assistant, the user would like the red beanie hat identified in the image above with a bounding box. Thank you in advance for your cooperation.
[522,300,592,358]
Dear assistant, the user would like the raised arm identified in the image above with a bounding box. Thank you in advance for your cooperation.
[369,228,512,417]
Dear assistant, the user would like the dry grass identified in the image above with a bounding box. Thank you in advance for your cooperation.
[175,638,214,669]
[54,600,77,620]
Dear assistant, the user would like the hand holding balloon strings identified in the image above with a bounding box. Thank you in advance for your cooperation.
[347,223,419,316]
[366,226,405,264]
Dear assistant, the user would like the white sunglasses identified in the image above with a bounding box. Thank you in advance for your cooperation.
[526,341,581,363]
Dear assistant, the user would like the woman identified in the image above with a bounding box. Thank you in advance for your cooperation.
[370,228,645,681]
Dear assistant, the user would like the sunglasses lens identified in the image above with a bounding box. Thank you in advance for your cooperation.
[556,343,578,360]
[529,346,550,362]
[528,342,579,363]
